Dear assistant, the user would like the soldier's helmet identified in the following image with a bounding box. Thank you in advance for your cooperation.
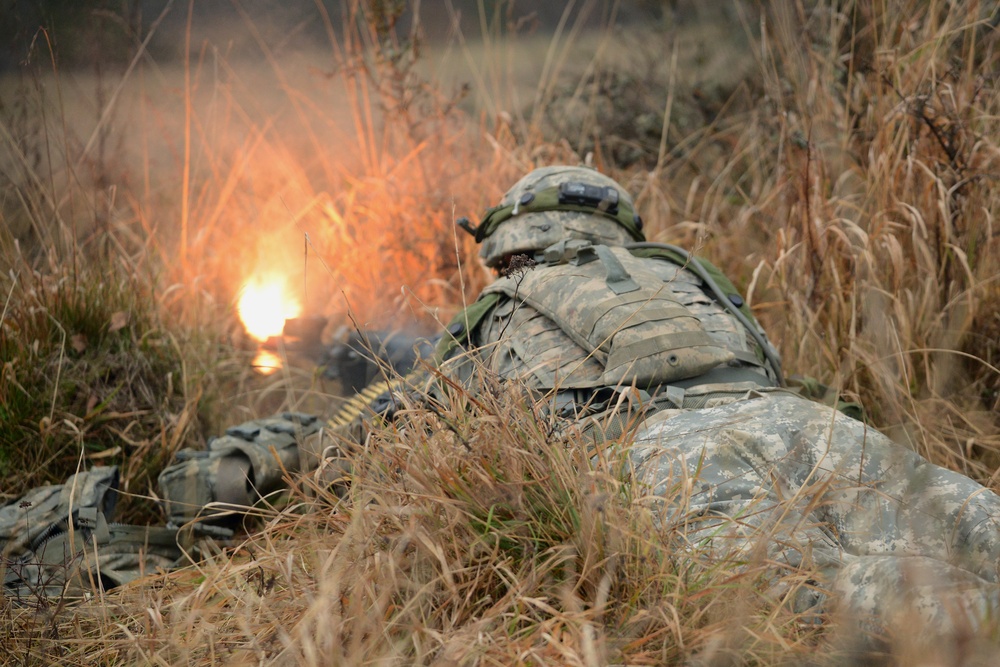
[474,165,646,269]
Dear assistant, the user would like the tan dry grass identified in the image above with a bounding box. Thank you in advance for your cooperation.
[8,380,830,665]
[2,0,1000,665]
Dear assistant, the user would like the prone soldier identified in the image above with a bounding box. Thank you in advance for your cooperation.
[5,166,1000,649]
[300,165,1000,639]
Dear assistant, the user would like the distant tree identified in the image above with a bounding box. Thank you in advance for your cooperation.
[0,0,140,72]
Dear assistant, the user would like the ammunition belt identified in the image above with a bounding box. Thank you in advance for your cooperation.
[328,374,423,427]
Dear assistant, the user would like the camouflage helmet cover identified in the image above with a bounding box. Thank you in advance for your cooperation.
[478,166,645,268]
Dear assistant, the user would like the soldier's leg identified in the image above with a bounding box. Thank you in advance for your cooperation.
[631,391,1000,630]
[830,554,1000,646]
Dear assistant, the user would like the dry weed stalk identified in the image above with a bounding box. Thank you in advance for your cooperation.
[2,0,1000,664]
[14,376,827,665]
[660,0,1000,479]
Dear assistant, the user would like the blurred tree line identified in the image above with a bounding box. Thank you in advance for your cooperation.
[1,0,142,71]
[0,0,702,72]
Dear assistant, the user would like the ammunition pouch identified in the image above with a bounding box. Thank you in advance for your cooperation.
[0,467,119,560]
[1,467,185,600]
[158,412,320,531]
[4,508,185,599]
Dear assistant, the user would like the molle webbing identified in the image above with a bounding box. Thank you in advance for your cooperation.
[0,467,119,559]
[628,246,755,322]
[627,243,783,384]
[5,521,184,598]
[158,413,319,531]
[482,246,735,388]
[1,468,188,599]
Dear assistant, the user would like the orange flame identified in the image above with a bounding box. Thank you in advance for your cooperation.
[251,349,282,376]
[238,275,302,342]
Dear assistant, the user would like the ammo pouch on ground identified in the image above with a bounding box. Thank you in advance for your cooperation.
[482,243,735,388]
[0,467,119,560]
[4,509,184,599]
[1,467,184,600]
[158,412,320,532]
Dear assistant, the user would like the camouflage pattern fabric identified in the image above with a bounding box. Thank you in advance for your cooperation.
[158,412,320,531]
[476,165,644,268]
[629,390,1000,633]
[481,245,741,388]
[447,242,775,403]
[1,467,184,600]
[0,467,119,560]
[4,509,184,600]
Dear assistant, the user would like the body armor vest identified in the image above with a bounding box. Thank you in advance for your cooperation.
[468,244,774,394]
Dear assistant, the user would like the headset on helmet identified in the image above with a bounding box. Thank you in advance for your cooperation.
[459,166,646,269]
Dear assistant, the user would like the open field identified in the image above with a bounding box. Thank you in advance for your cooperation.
[2,0,1000,664]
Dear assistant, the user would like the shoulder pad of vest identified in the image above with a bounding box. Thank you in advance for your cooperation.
[433,293,503,363]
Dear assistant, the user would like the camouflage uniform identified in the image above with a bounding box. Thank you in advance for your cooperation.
[409,165,1000,637]
[630,392,1000,634]
[6,165,1000,643]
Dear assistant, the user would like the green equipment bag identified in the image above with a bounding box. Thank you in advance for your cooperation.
[4,508,184,600]
[1,467,185,600]
[158,412,320,532]
[0,467,119,560]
